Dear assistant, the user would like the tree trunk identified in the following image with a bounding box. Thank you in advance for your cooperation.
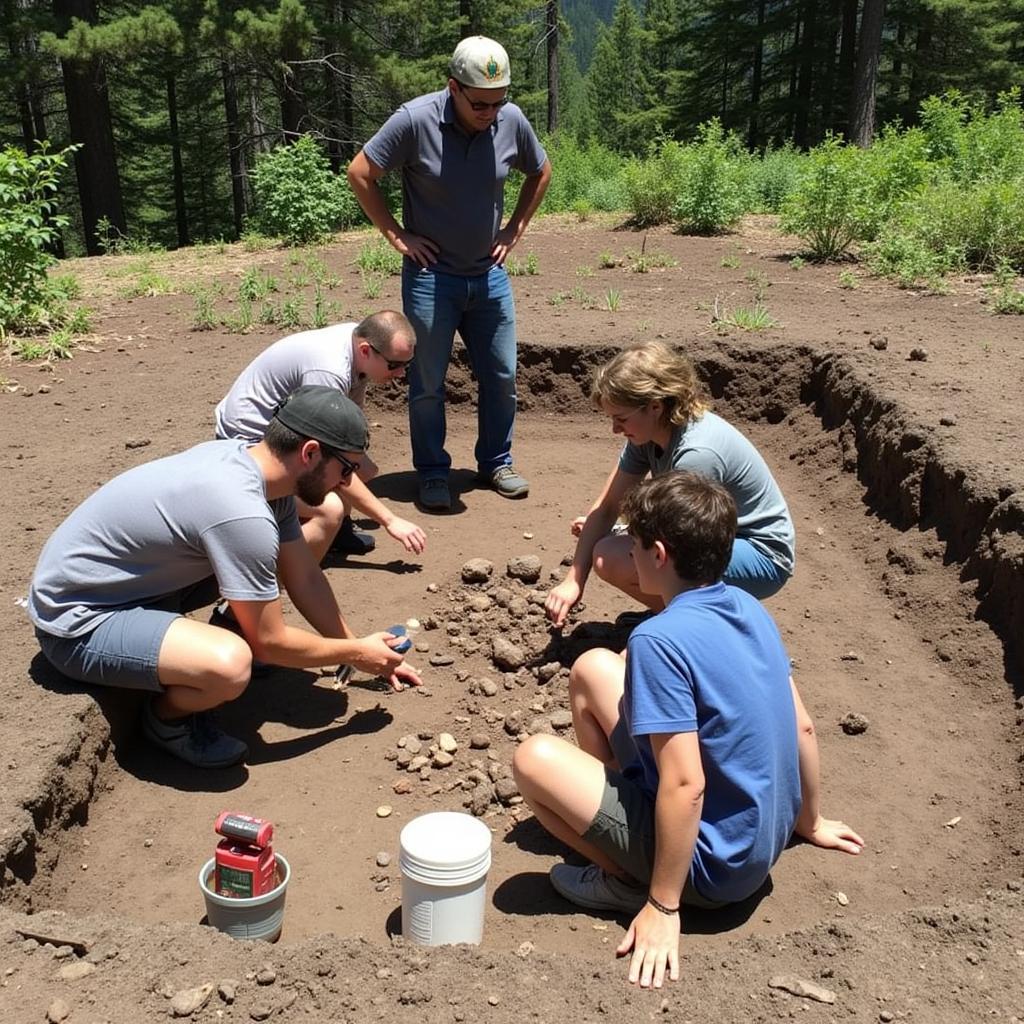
[280,39,307,143]
[747,0,765,150]
[166,73,189,248]
[834,0,858,134]
[53,0,126,255]
[794,0,818,148]
[850,0,885,147]
[786,13,802,139]
[908,24,931,115]
[222,59,247,237]
[546,0,559,134]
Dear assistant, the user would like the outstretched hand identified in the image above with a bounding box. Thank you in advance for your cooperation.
[544,578,582,628]
[385,516,427,555]
[800,815,865,855]
[616,903,680,988]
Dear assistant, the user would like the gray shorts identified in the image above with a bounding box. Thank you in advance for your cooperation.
[581,768,726,910]
[35,577,220,693]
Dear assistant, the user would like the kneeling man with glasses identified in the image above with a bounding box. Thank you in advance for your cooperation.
[29,387,421,769]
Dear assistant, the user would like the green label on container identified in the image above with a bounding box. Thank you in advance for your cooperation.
[217,865,254,898]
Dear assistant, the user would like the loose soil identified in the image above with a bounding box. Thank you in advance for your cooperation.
[1,216,1022,1023]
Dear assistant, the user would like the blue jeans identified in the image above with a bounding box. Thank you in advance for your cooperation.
[402,263,518,479]
[725,537,790,599]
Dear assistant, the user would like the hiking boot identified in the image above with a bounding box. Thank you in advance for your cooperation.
[331,516,376,555]
[549,863,647,913]
[142,699,248,768]
[417,477,452,513]
[481,464,529,499]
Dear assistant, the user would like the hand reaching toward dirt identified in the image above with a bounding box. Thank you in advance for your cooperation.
[545,578,582,627]
[617,902,680,988]
[798,815,865,855]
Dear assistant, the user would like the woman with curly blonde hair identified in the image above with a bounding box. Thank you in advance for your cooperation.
[545,341,795,627]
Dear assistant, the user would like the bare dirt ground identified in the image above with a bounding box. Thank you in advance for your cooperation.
[1,216,1023,1023]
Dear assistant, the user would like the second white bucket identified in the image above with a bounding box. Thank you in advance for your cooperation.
[399,811,492,946]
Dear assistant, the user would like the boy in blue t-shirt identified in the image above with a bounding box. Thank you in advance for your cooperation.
[513,471,863,989]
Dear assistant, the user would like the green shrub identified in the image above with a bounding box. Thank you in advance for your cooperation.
[780,135,872,261]
[0,142,74,334]
[746,144,806,212]
[539,135,627,214]
[673,120,748,234]
[252,136,360,245]
[864,230,956,290]
[624,139,690,227]
[859,125,933,239]
[355,238,402,275]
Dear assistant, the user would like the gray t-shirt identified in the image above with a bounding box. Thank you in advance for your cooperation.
[215,323,364,442]
[619,412,795,574]
[363,89,548,276]
[29,441,302,638]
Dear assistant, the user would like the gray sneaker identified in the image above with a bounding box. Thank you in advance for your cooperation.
[483,464,529,499]
[142,700,248,768]
[549,863,647,913]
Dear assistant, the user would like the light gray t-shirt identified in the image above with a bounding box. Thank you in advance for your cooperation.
[29,441,302,638]
[363,89,548,276]
[619,412,795,574]
[215,323,365,442]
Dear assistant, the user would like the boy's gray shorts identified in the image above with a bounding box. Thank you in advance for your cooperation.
[582,767,726,910]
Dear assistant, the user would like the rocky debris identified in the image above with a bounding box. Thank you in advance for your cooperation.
[398,735,422,754]
[768,975,836,1004]
[218,980,238,1004]
[515,941,535,959]
[438,733,458,754]
[478,678,498,696]
[429,653,454,667]
[170,983,214,1017]
[869,335,888,351]
[466,593,492,612]
[549,709,573,730]
[46,999,70,1023]
[392,778,413,795]
[461,559,494,584]
[250,1003,272,1021]
[376,805,393,818]
[432,751,454,768]
[835,891,850,906]
[124,437,151,449]
[494,778,520,805]
[469,732,490,749]
[940,414,958,426]
[376,852,392,867]
[908,346,929,361]
[840,712,870,736]
[840,650,862,662]
[536,661,561,682]
[507,555,542,583]
[255,965,276,985]
[492,637,526,671]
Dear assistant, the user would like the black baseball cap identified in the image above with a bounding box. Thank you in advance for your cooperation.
[272,385,369,453]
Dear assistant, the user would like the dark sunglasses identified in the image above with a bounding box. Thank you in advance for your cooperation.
[369,342,413,371]
[456,85,509,112]
[321,446,360,479]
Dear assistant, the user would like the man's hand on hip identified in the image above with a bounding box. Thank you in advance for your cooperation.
[390,230,439,267]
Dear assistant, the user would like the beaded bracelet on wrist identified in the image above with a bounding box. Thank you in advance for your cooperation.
[646,894,680,915]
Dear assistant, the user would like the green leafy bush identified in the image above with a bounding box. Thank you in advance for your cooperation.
[780,135,872,260]
[0,142,74,334]
[539,135,627,215]
[859,125,933,238]
[746,144,806,212]
[624,138,690,227]
[252,136,361,245]
[673,120,748,234]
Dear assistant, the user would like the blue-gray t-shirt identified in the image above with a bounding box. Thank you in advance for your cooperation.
[619,411,795,574]
[363,89,547,276]
[29,441,302,638]
[624,582,800,904]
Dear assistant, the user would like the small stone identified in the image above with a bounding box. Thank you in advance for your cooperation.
[767,975,836,1004]
[469,732,491,750]
[466,594,492,612]
[432,751,454,768]
[408,755,429,771]
[401,735,422,755]
[218,979,238,1004]
[488,995,500,1006]
[406,618,420,630]
[523,531,534,539]
[492,637,525,671]
[469,787,493,816]
[869,335,888,350]
[939,414,957,427]
[494,777,520,804]
[426,583,439,593]
[835,891,849,906]
[908,346,928,361]
[46,999,71,1023]
[376,851,392,867]
[515,941,535,958]
[549,710,573,730]
[839,650,862,662]
[256,966,276,985]
[58,962,96,981]
[879,1013,894,1023]
[429,653,455,667]
[479,678,498,697]
[438,732,458,754]
[840,712,869,735]
[393,778,413,795]
[536,661,561,682]
[376,805,393,818]
[250,1004,272,1021]
[124,437,151,449]
[461,559,494,584]
[171,983,214,1017]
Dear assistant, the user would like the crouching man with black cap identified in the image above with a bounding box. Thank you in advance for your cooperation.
[27,386,419,769]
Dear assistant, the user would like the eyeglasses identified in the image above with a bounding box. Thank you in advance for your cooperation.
[455,85,509,112]
[369,343,413,372]
[321,446,360,479]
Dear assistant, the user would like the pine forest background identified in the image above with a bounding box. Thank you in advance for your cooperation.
[2,0,1024,259]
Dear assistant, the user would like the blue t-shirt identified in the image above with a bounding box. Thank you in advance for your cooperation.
[624,582,800,903]
[363,89,547,276]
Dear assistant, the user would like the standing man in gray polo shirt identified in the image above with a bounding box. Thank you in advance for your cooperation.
[347,35,551,513]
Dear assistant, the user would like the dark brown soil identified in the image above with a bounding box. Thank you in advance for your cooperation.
[1,215,1022,1023]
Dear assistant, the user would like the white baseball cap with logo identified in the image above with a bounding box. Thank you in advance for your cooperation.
[450,36,511,89]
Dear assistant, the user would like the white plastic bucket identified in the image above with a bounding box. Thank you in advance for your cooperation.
[198,853,290,942]
[399,812,492,946]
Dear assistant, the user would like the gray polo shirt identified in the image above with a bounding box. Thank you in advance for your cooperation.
[619,412,796,574]
[363,89,547,276]
[29,441,302,638]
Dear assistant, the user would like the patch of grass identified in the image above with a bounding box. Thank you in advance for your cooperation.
[241,230,276,252]
[223,297,254,333]
[627,249,678,273]
[598,251,619,269]
[712,296,779,332]
[238,268,279,302]
[789,255,806,270]
[506,252,539,277]
[279,297,305,328]
[571,199,593,222]
[838,269,859,290]
[50,274,81,300]
[119,272,174,299]
[576,265,594,278]
[604,288,622,312]
[548,290,572,306]
[720,254,741,269]
[190,285,221,331]
[361,272,383,300]
[355,239,402,276]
